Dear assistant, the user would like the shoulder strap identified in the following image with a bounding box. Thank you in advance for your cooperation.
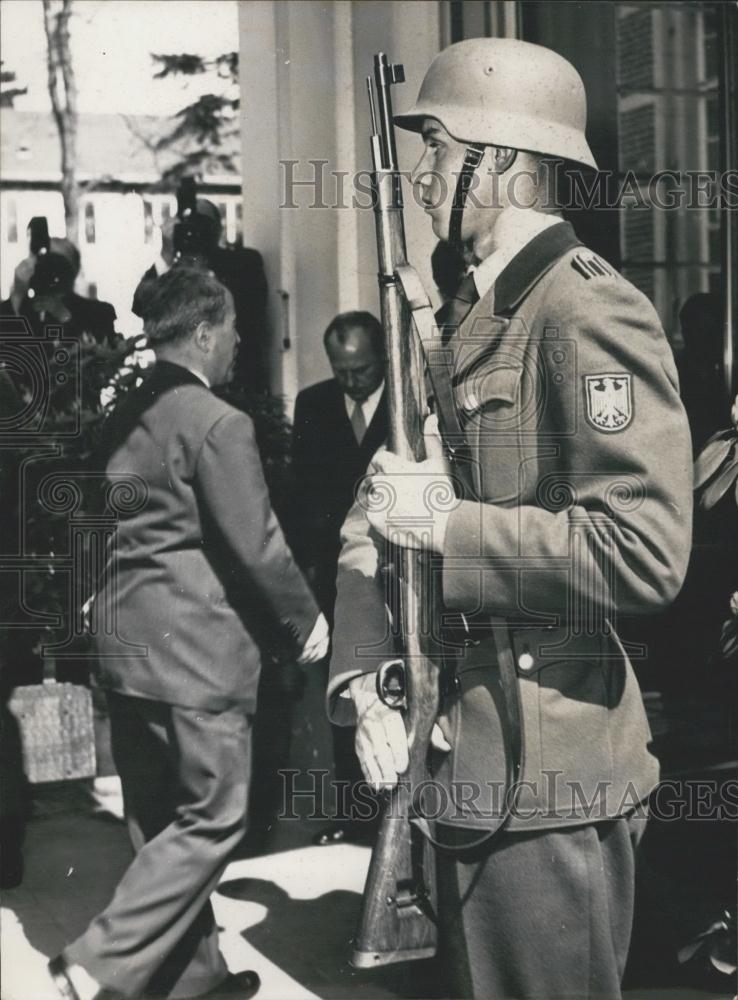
[392,266,525,854]
[410,619,525,855]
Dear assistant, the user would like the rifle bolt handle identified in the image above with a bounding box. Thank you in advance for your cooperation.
[376,659,407,709]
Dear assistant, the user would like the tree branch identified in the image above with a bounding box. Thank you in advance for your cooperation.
[42,0,79,237]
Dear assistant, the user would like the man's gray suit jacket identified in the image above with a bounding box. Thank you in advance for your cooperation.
[94,361,318,712]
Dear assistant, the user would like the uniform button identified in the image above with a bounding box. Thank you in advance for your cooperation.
[517,650,535,672]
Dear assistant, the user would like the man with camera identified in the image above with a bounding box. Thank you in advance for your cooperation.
[2,224,117,348]
[2,225,119,425]
[133,192,268,393]
[48,268,328,1000]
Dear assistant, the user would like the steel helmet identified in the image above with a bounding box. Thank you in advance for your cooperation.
[394,38,597,170]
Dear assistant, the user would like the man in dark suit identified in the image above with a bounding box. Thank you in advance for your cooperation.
[1,238,120,449]
[291,312,387,845]
[50,238,118,347]
[2,237,117,348]
[48,268,328,1000]
[132,200,268,393]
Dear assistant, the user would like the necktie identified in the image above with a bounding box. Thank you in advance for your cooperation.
[435,271,480,344]
[350,401,367,444]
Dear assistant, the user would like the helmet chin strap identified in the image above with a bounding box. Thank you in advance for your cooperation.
[448,144,518,255]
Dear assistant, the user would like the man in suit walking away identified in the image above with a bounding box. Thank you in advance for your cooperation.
[48,268,328,1000]
[291,312,387,845]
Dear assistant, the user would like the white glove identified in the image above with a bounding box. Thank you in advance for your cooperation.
[349,670,451,790]
[362,414,459,553]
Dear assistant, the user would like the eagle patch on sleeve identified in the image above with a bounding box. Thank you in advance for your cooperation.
[583,374,633,432]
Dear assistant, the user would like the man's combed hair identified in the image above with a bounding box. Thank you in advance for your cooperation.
[139,267,229,345]
[323,310,384,355]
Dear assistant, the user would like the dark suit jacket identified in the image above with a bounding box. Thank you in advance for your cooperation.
[68,293,117,347]
[1,293,116,345]
[132,247,268,392]
[291,378,387,613]
[211,247,268,391]
[93,361,318,712]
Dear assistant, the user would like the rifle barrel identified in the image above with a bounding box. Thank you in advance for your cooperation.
[374,53,399,171]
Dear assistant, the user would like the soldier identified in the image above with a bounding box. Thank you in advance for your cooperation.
[328,39,693,998]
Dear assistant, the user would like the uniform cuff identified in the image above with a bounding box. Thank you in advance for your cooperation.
[326,668,369,726]
[441,501,519,614]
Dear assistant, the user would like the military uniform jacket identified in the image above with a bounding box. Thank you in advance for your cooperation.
[328,222,693,832]
[94,362,318,713]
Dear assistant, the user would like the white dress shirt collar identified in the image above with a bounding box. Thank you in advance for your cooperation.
[343,380,385,427]
[471,210,562,301]
[184,364,210,388]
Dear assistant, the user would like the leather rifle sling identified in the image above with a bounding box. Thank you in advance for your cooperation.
[392,264,525,853]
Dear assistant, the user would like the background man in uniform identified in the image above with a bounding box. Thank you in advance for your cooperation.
[48,268,328,1000]
[328,39,693,999]
[291,311,387,845]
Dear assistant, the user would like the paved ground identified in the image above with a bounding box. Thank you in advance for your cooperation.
[1,777,732,1000]
[2,668,734,1000]
[0,780,386,1000]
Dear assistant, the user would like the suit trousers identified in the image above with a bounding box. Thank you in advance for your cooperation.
[436,811,647,1000]
[65,692,252,999]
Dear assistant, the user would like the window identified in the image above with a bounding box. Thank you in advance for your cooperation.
[444,0,519,44]
[6,198,18,243]
[235,201,243,244]
[616,7,654,91]
[615,2,722,341]
[84,202,96,244]
[143,200,154,243]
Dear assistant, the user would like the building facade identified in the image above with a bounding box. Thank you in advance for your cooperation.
[238,0,736,412]
[0,111,242,334]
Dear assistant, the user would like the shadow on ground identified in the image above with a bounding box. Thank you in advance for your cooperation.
[217,876,436,999]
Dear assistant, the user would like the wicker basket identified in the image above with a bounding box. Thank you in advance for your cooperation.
[8,681,96,783]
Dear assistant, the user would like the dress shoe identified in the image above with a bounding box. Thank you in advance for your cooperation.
[312,821,377,846]
[48,955,114,1000]
[312,822,349,846]
[314,818,379,846]
[48,957,80,1000]
[146,971,260,999]
[203,971,260,998]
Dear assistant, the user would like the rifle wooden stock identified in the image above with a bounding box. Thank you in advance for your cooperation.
[351,53,441,971]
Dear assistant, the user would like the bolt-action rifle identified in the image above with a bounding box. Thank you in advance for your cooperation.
[351,52,443,971]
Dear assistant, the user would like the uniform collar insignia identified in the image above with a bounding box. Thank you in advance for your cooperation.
[493,221,582,315]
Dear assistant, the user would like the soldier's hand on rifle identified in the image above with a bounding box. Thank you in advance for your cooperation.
[364,415,459,553]
[348,671,451,790]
